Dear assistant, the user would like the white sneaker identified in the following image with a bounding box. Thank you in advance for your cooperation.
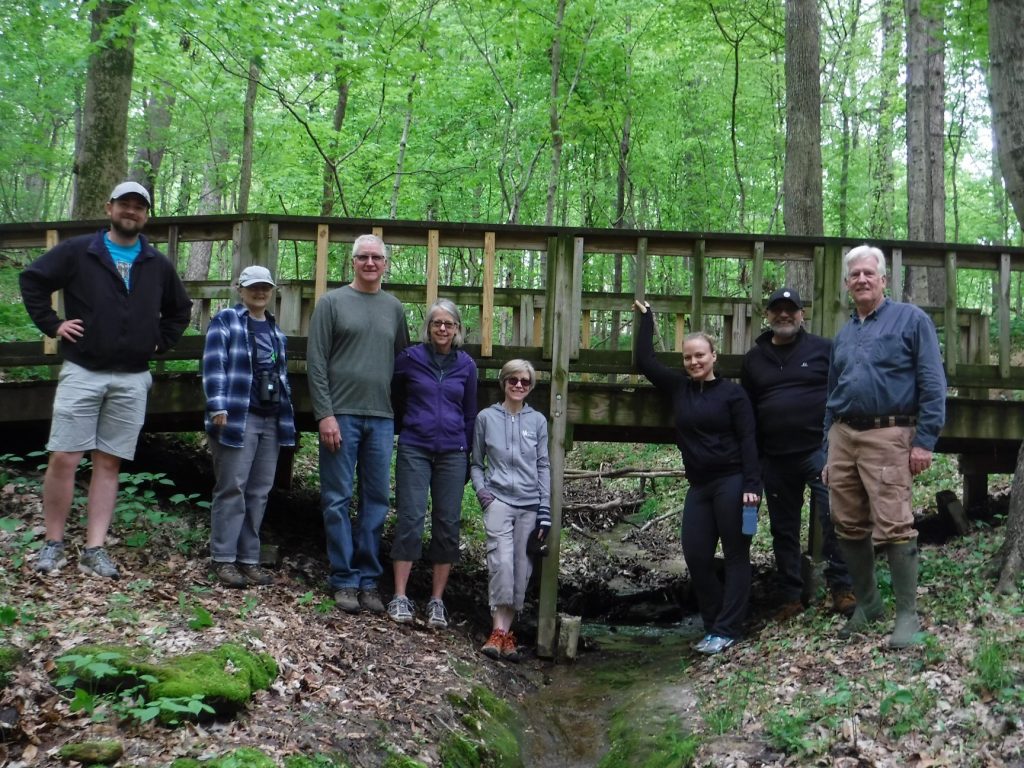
[698,635,736,655]
[387,595,414,624]
[426,598,449,629]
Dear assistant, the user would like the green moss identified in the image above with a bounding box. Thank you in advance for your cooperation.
[382,755,427,768]
[598,711,699,768]
[55,642,277,713]
[442,685,522,768]
[56,739,124,764]
[169,747,275,767]
[0,642,23,676]
[283,755,349,768]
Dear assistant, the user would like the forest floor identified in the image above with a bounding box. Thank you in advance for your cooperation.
[0,438,1022,767]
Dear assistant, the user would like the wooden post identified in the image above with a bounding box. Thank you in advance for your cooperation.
[751,241,765,316]
[945,250,958,377]
[232,217,274,279]
[426,228,440,308]
[691,239,705,331]
[999,253,1011,381]
[314,224,329,304]
[890,248,904,303]
[44,229,60,357]
[481,232,495,357]
[537,234,576,659]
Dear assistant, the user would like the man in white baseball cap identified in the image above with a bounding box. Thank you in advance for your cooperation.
[19,180,191,581]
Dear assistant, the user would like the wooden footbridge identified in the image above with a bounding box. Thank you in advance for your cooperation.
[2,215,1023,655]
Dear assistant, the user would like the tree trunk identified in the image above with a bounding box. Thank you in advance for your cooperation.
[782,0,822,294]
[988,0,1024,593]
[238,59,259,215]
[72,0,135,220]
[130,90,175,203]
[544,0,567,227]
[905,0,945,304]
[871,0,901,238]
[322,66,349,217]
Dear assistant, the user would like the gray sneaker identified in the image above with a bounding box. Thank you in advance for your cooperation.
[426,598,449,629]
[78,547,120,580]
[359,588,385,614]
[387,595,415,624]
[35,540,67,574]
[334,587,360,613]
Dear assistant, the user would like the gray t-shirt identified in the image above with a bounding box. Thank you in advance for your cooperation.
[307,285,409,421]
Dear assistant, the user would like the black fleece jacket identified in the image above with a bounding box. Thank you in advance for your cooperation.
[634,311,760,494]
[739,327,831,457]
[19,230,192,373]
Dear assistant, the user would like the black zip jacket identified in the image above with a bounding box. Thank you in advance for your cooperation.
[19,230,192,373]
[635,311,760,493]
[740,327,831,457]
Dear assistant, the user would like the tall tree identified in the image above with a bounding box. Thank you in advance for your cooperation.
[870,0,902,238]
[72,0,136,219]
[782,0,822,293]
[904,0,946,303]
[988,0,1024,592]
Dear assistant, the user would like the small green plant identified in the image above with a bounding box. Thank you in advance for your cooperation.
[878,682,935,739]
[239,595,259,619]
[971,637,1015,693]
[764,709,820,755]
[123,692,214,725]
[187,604,214,631]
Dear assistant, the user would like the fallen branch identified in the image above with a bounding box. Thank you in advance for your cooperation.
[564,467,685,481]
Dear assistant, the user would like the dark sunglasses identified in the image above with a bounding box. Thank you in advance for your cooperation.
[505,377,532,388]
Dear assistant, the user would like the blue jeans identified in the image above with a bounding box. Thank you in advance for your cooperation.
[762,449,852,600]
[320,415,394,591]
[209,413,281,564]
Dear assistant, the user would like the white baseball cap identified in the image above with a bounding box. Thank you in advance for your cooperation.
[109,181,152,208]
[238,265,276,287]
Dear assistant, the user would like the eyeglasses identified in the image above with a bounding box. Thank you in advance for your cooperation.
[354,253,386,263]
[505,377,532,388]
[431,320,458,330]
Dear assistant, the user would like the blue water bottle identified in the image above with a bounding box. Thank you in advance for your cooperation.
[742,504,758,536]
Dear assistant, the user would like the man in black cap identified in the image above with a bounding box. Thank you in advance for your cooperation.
[741,287,854,619]
[20,181,192,581]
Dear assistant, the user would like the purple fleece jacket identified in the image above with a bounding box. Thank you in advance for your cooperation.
[391,343,478,452]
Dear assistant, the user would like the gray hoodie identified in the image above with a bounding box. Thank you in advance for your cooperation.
[470,402,551,520]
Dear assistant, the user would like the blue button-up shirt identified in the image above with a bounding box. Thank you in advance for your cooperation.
[824,298,946,450]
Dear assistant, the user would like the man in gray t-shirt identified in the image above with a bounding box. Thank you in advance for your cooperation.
[308,234,409,614]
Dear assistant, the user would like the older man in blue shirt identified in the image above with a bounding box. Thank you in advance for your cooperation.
[822,244,946,649]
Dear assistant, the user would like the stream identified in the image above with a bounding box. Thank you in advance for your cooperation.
[519,618,705,767]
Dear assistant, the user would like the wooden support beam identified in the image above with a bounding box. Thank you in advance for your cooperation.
[314,224,329,304]
[751,241,765,317]
[537,234,575,659]
[890,248,904,302]
[481,232,495,357]
[945,250,959,377]
[999,253,1011,380]
[691,239,705,330]
[44,229,60,357]
[425,228,439,309]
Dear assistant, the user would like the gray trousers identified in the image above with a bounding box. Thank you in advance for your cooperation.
[210,413,280,564]
[483,499,537,611]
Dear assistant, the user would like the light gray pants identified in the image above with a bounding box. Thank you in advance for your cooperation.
[483,499,537,611]
[210,413,280,564]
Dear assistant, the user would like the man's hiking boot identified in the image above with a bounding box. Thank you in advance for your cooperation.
[238,563,274,586]
[772,600,804,622]
[481,629,506,659]
[213,562,248,588]
[78,547,120,579]
[334,588,360,613]
[35,540,66,574]
[359,588,385,614]
[831,589,857,617]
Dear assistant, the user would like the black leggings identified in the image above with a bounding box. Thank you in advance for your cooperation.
[681,473,751,639]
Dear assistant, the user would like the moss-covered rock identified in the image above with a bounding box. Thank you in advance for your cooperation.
[0,642,23,679]
[54,642,277,715]
[170,747,275,767]
[57,739,124,764]
[442,686,522,768]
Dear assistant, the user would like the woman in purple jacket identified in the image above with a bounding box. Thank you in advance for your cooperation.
[388,299,478,628]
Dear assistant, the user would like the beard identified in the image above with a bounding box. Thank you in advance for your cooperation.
[110,217,143,238]
[771,321,800,341]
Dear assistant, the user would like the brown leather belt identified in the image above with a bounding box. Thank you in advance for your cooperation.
[835,414,917,430]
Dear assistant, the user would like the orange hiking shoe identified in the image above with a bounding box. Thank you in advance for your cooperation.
[481,629,506,660]
[831,589,857,617]
[501,631,521,662]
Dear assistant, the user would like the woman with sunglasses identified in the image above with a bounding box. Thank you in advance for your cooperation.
[633,300,760,655]
[470,359,551,662]
[388,299,478,629]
